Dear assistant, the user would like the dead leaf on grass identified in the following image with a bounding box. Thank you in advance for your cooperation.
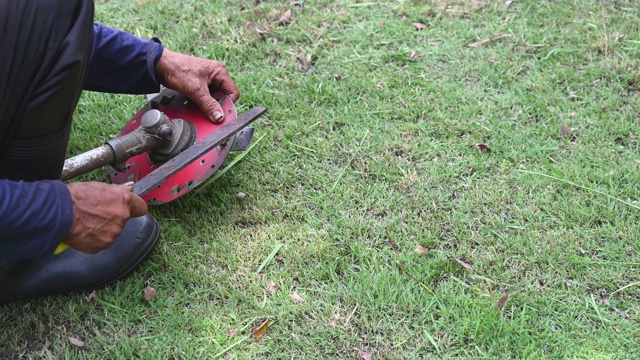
[413,22,426,31]
[68,336,84,347]
[261,119,272,126]
[44,338,52,350]
[410,50,425,59]
[455,258,472,270]
[467,34,511,48]
[86,291,96,301]
[359,350,372,360]
[227,328,237,337]
[495,292,509,311]
[475,143,492,153]
[290,292,305,302]
[267,281,277,293]
[252,318,271,340]
[560,124,574,136]
[414,245,427,255]
[505,0,516,7]
[143,286,156,301]
[377,41,391,46]
[274,9,292,25]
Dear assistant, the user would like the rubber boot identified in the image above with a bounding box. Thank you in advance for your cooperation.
[0,214,160,304]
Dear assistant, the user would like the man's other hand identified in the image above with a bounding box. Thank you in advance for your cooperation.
[155,50,240,123]
[63,182,148,254]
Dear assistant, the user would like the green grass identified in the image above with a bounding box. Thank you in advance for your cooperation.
[2,0,640,358]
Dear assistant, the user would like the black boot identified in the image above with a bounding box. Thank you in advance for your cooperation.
[0,214,160,303]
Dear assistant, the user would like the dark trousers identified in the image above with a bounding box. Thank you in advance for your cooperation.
[0,0,94,181]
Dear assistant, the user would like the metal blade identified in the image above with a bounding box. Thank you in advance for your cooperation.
[229,127,255,151]
[132,107,267,197]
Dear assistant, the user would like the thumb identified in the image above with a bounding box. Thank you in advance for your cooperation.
[193,85,225,123]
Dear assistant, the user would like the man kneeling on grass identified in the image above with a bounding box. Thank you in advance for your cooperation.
[0,0,239,303]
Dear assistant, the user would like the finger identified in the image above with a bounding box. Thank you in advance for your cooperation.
[209,69,240,103]
[127,193,149,218]
[193,85,225,123]
[123,181,134,191]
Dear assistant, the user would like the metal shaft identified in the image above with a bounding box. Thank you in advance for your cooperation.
[61,145,116,181]
[61,109,180,181]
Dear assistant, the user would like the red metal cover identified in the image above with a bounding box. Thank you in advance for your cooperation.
[109,89,236,204]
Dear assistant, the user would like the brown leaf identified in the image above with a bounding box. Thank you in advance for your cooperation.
[413,22,426,31]
[467,34,511,47]
[266,281,277,293]
[377,41,391,46]
[455,258,472,270]
[86,291,97,301]
[560,124,574,136]
[410,50,425,59]
[495,292,509,311]
[505,0,515,7]
[468,166,474,175]
[274,9,292,25]
[414,245,427,255]
[475,143,492,153]
[359,350,372,360]
[141,346,149,349]
[290,291,305,302]
[227,328,237,337]
[68,336,84,347]
[386,228,399,254]
[44,338,52,350]
[468,38,491,47]
[612,306,630,319]
[252,318,270,340]
[254,9,264,17]
[143,286,156,301]
[261,119,272,126]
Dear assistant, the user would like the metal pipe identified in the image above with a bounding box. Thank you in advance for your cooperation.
[61,144,116,181]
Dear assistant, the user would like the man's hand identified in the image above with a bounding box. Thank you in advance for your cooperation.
[63,182,148,254]
[155,49,240,123]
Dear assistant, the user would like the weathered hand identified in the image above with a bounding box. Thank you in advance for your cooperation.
[155,49,240,123]
[63,182,148,254]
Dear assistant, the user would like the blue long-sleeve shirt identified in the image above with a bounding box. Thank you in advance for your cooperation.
[0,24,164,259]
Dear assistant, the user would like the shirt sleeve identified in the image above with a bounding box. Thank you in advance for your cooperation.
[84,23,164,94]
[0,179,74,259]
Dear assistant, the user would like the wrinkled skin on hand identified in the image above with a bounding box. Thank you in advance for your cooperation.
[155,49,241,123]
[63,182,148,254]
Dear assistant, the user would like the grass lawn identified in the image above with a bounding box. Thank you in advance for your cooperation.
[2,0,640,358]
